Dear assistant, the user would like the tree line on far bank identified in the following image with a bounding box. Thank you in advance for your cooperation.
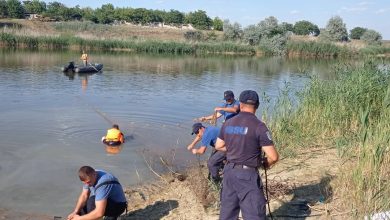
[0,0,385,56]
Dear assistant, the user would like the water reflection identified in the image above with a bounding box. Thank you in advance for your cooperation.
[105,145,123,155]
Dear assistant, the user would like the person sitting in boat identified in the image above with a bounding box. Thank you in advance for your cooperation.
[80,50,88,66]
[101,124,124,146]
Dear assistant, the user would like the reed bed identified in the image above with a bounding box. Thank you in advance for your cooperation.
[287,41,350,58]
[265,60,390,217]
[0,32,256,55]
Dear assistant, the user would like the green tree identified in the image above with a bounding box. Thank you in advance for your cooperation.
[280,22,294,32]
[81,7,97,22]
[243,24,261,45]
[293,20,319,36]
[68,5,82,20]
[223,19,242,41]
[257,16,282,38]
[141,9,162,24]
[361,29,382,45]
[185,10,212,30]
[129,8,147,24]
[23,0,46,14]
[95,3,115,24]
[212,16,223,31]
[0,0,8,18]
[164,9,184,25]
[7,0,24,18]
[321,16,348,42]
[44,1,68,20]
[350,27,367,39]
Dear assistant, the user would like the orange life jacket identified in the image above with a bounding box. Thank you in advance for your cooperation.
[105,128,122,142]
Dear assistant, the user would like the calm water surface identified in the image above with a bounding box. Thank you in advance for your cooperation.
[0,49,338,216]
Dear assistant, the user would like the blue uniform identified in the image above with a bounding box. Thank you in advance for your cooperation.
[218,99,240,121]
[201,126,226,181]
[80,170,127,219]
[218,112,274,220]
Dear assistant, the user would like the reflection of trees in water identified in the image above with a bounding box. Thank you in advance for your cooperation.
[284,57,361,79]
[0,49,362,81]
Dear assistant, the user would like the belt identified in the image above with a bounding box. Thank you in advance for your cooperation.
[228,162,257,170]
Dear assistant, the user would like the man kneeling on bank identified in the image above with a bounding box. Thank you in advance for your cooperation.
[67,166,127,220]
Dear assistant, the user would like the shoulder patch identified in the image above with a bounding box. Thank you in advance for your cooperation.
[266,131,273,141]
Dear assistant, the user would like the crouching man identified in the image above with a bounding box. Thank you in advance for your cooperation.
[67,166,127,220]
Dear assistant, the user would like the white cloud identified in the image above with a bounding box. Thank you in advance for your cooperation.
[290,10,299,15]
[357,1,373,6]
[375,8,390,14]
[340,6,367,12]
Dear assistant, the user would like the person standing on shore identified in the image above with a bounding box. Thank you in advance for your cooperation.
[187,122,226,183]
[81,50,88,66]
[198,90,240,124]
[215,90,279,220]
[67,166,127,220]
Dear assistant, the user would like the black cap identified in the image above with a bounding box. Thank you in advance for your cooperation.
[191,123,204,135]
[239,90,259,107]
[224,90,234,100]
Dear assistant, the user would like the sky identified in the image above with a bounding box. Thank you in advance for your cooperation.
[50,0,390,40]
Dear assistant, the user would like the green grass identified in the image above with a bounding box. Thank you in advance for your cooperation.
[264,60,390,217]
[287,41,346,58]
[0,32,255,55]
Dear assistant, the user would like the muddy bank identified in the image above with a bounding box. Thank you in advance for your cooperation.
[121,146,340,219]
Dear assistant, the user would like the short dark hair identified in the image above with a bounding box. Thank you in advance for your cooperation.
[78,166,95,181]
[113,124,119,129]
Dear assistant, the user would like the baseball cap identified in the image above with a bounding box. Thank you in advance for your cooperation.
[191,123,204,135]
[239,90,259,106]
[224,90,234,100]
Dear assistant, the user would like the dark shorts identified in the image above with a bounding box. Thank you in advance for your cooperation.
[80,196,127,218]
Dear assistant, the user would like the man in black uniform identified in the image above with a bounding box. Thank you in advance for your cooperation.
[215,90,279,220]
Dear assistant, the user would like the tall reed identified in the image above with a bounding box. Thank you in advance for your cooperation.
[265,60,390,217]
[0,32,255,55]
[287,41,351,58]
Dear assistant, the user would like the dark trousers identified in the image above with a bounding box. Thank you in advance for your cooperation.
[80,196,127,219]
[207,150,226,181]
[220,163,266,220]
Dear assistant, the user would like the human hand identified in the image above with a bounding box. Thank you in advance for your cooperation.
[192,149,197,154]
[198,116,206,122]
[187,145,192,151]
[214,107,222,112]
[67,211,77,220]
[71,215,82,220]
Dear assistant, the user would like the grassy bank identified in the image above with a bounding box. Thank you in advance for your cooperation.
[0,32,254,55]
[2,20,390,57]
[265,61,390,217]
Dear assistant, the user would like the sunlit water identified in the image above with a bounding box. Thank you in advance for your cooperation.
[0,49,339,216]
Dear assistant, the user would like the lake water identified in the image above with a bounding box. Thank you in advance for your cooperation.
[0,49,338,217]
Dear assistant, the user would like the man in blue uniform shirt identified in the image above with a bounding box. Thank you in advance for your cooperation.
[187,122,226,183]
[215,90,279,220]
[198,90,240,123]
[67,166,127,220]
